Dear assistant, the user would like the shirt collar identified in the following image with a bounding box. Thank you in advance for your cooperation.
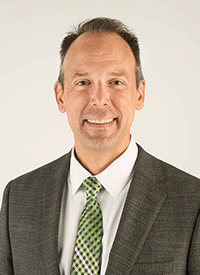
[70,137,138,199]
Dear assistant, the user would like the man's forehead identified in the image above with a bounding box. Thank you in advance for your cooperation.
[69,31,124,48]
[62,33,136,77]
[64,31,135,62]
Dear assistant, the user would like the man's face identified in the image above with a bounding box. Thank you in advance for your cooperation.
[55,32,145,153]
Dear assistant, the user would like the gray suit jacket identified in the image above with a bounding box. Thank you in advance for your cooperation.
[0,145,200,274]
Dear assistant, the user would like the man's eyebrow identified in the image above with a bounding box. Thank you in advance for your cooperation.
[72,72,89,78]
[108,71,127,77]
[72,71,127,79]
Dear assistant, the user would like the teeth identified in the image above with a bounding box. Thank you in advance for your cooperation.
[87,118,114,124]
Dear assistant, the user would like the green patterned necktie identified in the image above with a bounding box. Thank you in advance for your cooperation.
[71,177,103,275]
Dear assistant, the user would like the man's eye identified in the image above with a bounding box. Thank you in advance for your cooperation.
[112,80,123,85]
[77,81,87,86]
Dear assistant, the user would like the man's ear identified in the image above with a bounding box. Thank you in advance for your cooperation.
[136,79,146,111]
[54,81,66,113]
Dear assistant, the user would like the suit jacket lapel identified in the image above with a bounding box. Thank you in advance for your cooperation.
[38,152,71,274]
[105,145,167,275]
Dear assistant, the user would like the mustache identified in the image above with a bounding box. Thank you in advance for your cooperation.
[82,108,118,120]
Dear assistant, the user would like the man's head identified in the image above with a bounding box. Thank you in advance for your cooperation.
[58,17,144,90]
[54,17,145,156]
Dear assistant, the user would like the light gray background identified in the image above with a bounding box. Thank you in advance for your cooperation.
[1,0,200,206]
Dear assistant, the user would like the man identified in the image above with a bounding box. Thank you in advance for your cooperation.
[0,17,200,275]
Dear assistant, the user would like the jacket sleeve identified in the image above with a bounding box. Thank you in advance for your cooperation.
[0,182,14,275]
[188,208,200,274]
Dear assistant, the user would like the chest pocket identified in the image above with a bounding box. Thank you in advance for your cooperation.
[130,260,173,274]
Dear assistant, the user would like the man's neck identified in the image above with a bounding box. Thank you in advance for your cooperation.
[74,137,131,175]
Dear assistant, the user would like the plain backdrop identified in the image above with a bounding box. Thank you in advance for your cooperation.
[1,0,200,206]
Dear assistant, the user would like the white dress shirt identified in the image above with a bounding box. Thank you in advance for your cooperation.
[58,138,138,275]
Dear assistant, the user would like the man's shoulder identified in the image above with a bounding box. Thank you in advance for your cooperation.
[137,144,200,185]
[8,151,71,190]
[135,144,200,208]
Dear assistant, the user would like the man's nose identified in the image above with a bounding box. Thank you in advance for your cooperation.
[90,83,109,107]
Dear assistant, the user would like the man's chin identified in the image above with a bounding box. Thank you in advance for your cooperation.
[80,135,120,152]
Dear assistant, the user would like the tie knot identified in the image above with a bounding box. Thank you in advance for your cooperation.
[83,177,102,198]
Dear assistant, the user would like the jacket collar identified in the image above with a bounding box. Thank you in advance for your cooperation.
[105,144,167,274]
[38,152,71,274]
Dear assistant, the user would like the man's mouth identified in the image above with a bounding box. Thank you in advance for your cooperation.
[86,118,115,124]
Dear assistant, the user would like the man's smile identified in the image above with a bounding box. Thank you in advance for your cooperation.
[86,118,115,124]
